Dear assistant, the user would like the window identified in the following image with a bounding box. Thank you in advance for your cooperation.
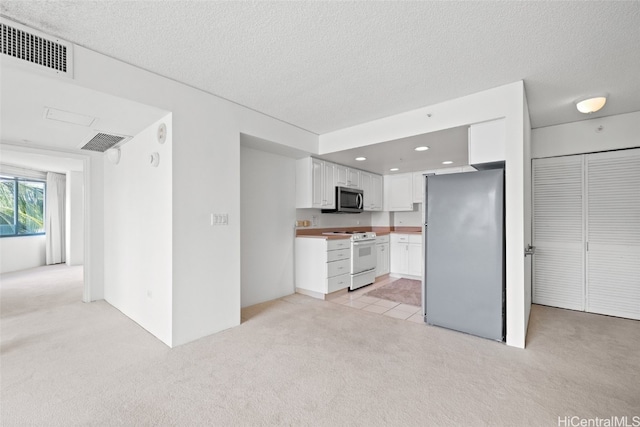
[0,176,46,237]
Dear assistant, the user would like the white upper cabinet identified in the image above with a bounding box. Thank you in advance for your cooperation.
[468,118,506,165]
[370,174,383,211]
[335,164,348,187]
[322,162,336,209]
[335,164,362,189]
[347,168,360,188]
[296,157,332,209]
[296,157,381,210]
[360,171,372,209]
[384,173,413,211]
[359,172,382,211]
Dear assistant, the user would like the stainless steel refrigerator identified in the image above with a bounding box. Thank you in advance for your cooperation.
[423,169,505,341]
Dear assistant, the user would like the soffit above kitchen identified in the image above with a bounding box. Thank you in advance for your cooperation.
[318,126,469,175]
[1,2,639,135]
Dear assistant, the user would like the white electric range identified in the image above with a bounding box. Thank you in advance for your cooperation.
[322,231,377,290]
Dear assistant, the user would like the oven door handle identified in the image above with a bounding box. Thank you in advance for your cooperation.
[352,240,375,246]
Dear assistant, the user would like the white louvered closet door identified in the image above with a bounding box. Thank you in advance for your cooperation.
[533,156,585,310]
[586,149,640,320]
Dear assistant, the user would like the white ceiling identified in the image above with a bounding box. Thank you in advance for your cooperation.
[0,66,168,151]
[0,149,84,174]
[319,126,469,175]
[2,1,639,136]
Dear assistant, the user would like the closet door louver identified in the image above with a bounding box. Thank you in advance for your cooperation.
[586,149,640,320]
[533,156,585,310]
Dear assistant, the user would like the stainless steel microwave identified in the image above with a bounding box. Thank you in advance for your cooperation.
[322,186,363,213]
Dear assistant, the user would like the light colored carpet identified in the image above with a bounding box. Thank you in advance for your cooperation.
[2,265,639,425]
[364,278,421,306]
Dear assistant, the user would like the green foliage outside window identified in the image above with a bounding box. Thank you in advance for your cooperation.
[0,177,45,236]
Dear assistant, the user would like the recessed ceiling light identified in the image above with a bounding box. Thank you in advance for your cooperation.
[414,146,429,152]
[44,107,96,127]
[390,168,399,172]
[355,157,366,161]
[442,161,453,165]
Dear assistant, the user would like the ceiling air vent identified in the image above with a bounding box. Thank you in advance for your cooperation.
[81,133,128,153]
[0,17,73,78]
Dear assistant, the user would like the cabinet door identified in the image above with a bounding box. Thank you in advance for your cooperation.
[360,172,372,210]
[371,174,383,211]
[347,168,360,188]
[385,173,413,211]
[408,243,422,277]
[381,243,390,275]
[322,162,335,208]
[390,242,409,274]
[311,158,324,208]
[335,165,348,187]
[376,244,385,277]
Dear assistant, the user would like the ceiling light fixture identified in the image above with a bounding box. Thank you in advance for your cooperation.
[442,161,453,165]
[355,157,366,161]
[575,94,607,114]
[390,168,399,172]
[414,146,429,152]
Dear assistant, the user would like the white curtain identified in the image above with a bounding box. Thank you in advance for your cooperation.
[46,172,66,265]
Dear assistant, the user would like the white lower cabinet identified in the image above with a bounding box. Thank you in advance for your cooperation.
[295,237,351,299]
[390,233,422,278]
[375,235,390,277]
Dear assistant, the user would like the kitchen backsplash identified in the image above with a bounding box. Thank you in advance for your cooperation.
[393,206,423,227]
[296,209,372,229]
[295,208,423,229]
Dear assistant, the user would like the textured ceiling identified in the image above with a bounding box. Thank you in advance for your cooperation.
[1,1,639,134]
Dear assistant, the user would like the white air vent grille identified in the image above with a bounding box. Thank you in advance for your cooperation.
[81,133,126,152]
[0,18,73,77]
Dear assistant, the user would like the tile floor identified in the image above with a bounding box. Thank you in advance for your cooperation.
[326,276,423,323]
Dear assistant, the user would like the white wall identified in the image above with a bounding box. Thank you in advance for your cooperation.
[370,211,390,228]
[523,91,532,334]
[104,116,173,346]
[319,82,528,348]
[0,235,46,273]
[69,45,317,346]
[296,209,372,229]
[393,208,422,227]
[65,171,84,266]
[532,111,640,159]
[240,146,296,308]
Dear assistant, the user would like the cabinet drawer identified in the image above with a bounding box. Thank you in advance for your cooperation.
[327,273,350,293]
[328,259,350,278]
[327,239,351,251]
[409,234,422,244]
[327,248,350,262]
[376,235,390,244]
[391,233,409,243]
